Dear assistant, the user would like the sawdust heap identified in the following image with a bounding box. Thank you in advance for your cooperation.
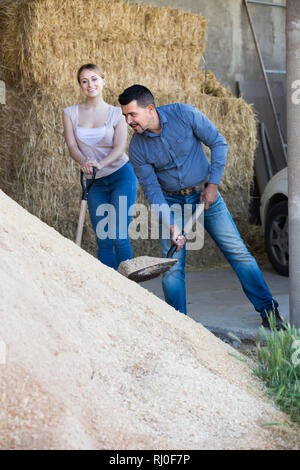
[0,190,299,450]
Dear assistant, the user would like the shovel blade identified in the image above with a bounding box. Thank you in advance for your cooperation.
[128,260,178,283]
[118,256,178,283]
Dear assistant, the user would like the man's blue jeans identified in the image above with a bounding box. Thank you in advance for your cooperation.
[159,191,278,316]
[87,162,138,269]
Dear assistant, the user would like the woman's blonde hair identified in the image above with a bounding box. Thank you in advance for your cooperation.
[77,64,105,84]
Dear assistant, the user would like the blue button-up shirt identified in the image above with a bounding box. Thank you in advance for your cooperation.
[129,103,228,225]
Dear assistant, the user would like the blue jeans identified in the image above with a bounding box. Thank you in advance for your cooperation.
[159,191,278,316]
[87,162,138,269]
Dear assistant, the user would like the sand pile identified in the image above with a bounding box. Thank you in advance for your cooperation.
[0,190,299,450]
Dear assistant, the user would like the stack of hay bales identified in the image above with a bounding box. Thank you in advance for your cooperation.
[0,0,258,268]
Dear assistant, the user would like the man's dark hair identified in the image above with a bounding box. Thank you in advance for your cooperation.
[118,85,155,108]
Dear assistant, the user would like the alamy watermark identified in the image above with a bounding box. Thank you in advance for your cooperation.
[0,80,5,105]
[94,197,204,251]
[291,80,300,105]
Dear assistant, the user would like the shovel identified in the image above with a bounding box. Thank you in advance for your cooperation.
[166,201,205,258]
[75,167,97,246]
[118,202,205,283]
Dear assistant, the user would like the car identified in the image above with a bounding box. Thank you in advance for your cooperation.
[260,167,288,276]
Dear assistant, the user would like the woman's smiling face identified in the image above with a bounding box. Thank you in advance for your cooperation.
[79,69,105,98]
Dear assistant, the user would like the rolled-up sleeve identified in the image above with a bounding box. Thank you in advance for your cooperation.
[180,105,228,185]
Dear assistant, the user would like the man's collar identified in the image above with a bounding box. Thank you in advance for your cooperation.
[144,106,167,137]
[157,106,168,125]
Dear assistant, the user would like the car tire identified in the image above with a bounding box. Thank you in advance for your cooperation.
[265,200,289,276]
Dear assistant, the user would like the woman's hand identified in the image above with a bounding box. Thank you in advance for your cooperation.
[80,160,104,175]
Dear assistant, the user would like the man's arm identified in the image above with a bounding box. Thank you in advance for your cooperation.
[178,105,228,209]
[187,105,228,185]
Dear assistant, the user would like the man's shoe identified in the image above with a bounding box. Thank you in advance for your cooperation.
[261,308,286,331]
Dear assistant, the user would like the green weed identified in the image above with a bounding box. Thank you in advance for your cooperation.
[254,313,300,424]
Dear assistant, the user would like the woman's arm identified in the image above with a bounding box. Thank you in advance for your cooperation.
[62,111,85,165]
[97,116,128,170]
[62,111,95,174]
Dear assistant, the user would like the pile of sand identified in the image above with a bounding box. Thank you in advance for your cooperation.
[0,190,299,450]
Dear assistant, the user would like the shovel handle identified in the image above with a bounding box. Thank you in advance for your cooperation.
[80,166,97,200]
[75,200,88,246]
[166,203,205,258]
[75,167,97,247]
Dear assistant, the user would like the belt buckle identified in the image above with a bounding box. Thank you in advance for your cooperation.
[185,187,194,195]
[177,187,193,196]
[169,185,200,196]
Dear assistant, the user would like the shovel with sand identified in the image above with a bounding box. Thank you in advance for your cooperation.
[118,202,205,283]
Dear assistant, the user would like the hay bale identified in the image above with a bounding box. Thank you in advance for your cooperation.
[0,0,207,92]
[0,1,21,84]
[201,71,234,98]
[0,86,28,196]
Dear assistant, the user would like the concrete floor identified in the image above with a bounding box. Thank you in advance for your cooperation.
[141,264,289,342]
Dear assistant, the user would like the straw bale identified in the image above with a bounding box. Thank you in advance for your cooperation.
[201,71,234,98]
[0,86,28,195]
[0,1,20,84]
[0,0,207,91]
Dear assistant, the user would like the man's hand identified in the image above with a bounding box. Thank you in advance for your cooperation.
[200,183,218,210]
[170,224,186,253]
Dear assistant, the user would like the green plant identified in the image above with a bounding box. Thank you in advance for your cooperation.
[254,313,300,423]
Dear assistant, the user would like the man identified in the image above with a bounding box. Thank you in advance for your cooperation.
[118,84,285,330]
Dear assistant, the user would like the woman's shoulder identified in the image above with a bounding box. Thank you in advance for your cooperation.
[108,105,124,125]
[63,104,78,120]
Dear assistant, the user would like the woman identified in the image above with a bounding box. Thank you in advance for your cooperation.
[62,64,137,269]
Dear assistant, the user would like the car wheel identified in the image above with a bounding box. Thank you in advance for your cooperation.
[265,200,289,276]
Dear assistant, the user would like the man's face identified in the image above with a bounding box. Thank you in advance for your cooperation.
[121,100,154,134]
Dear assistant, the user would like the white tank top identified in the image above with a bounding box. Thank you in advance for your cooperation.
[76,125,106,146]
[63,104,129,179]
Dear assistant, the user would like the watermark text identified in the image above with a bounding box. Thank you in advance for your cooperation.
[291,80,300,105]
[94,197,204,250]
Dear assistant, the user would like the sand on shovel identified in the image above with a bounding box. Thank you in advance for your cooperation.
[118,256,178,282]
[0,189,299,450]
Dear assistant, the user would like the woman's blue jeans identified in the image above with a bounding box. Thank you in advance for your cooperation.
[87,162,137,269]
[159,191,278,316]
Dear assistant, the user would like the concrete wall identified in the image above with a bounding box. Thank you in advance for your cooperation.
[130,0,286,95]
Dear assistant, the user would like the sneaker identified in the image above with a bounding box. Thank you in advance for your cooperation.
[261,308,286,331]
